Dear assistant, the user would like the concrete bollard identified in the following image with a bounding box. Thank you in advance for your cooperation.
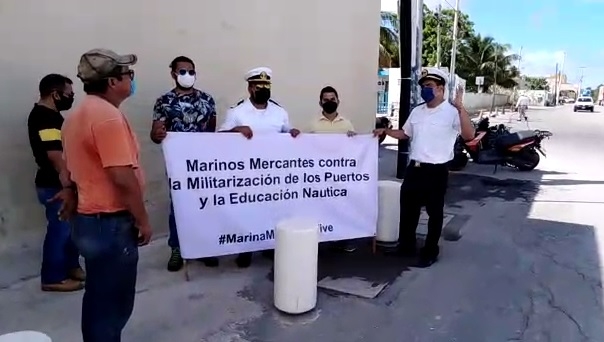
[0,331,52,342]
[274,217,319,314]
[376,180,401,247]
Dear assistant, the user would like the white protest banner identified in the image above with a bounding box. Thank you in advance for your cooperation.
[162,133,378,259]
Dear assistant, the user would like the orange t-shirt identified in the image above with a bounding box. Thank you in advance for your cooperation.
[62,95,145,214]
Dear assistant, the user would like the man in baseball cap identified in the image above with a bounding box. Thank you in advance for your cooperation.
[60,48,150,341]
[77,48,137,83]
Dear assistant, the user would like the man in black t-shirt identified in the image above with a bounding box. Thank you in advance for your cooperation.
[27,74,84,292]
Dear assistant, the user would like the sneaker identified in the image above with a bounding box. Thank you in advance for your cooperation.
[167,247,184,272]
[235,252,252,268]
[68,267,86,281]
[41,279,84,292]
[200,257,219,267]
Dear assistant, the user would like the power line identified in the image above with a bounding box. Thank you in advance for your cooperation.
[441,0,456,9]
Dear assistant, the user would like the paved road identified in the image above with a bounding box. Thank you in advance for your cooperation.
[2,105,604,341]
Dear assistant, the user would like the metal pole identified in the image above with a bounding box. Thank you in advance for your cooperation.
[448,0,460,85]
[578,67,585,98]
[512,46,522,104]
[396,0,413,179]
[436,4,442,67]
[555,52,565,105]
[554,63,560,106]
[490,46,497,113]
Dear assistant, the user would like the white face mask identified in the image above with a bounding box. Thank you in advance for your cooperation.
[177,74,196,88]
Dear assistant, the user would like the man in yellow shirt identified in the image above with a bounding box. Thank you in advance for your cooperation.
[310,86,355,136]
[310,86,356,252]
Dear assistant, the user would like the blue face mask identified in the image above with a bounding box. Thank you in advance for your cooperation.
[421,86,435,102]
[129,79,137,96]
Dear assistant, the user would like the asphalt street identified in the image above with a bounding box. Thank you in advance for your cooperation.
[2,104,604,341]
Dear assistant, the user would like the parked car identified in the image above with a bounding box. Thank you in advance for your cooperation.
[574,97,594,112]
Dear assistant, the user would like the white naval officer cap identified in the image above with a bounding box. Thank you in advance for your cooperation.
[245,67,272,83]
[419,67,447,85]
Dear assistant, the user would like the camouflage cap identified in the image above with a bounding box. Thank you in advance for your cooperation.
[77,48,137,83]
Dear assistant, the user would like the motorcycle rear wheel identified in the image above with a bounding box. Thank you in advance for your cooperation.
[514,148,540,171]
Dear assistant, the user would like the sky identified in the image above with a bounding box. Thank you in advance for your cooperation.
[381,0,604,88]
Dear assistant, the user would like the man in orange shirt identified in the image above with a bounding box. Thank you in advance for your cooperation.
[61,48,152,342]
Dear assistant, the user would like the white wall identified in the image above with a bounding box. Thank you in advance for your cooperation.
[386,68,509,112]
[463,93,509,110]
[0,0,380,253]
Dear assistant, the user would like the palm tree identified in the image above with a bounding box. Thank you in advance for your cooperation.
[458,34,519,92]
[379,12,399,68]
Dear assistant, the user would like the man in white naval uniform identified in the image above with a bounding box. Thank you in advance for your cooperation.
[219,66,300,268]
[374,67,475,268]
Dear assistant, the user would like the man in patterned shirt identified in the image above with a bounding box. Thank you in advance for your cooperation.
[150,56,218,272]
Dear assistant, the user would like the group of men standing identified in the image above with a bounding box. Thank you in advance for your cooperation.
[26,45,474,340]
[27,49,361,341]
[148,56,358,271]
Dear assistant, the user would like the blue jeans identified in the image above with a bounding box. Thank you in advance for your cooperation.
[71,212,139,342]
[168,200,179,248]
[36,188,80,284]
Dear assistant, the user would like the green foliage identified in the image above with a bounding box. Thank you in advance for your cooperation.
[422,6,519,92]
[422,5,474,69]
[379,12,399,68]
[590,85,602,102]
[524,77,549,91]
[379,7,521,92]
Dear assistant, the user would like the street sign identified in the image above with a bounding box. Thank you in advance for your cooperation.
[475,76,484,85]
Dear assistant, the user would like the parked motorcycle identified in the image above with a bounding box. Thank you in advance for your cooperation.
[448,117,553,172]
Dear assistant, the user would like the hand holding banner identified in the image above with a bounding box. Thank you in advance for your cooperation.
[163,133,378,259]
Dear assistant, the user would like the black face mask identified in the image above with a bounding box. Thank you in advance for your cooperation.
[321,101,338,114]
[55,94,74,111]
[252,88,271,105]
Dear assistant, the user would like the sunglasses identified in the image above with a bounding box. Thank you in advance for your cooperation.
[118,70,135,80]
[177,69,196,76]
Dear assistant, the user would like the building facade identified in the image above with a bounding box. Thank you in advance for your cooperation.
[0,0,380,254]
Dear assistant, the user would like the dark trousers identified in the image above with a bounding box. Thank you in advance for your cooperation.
[168,200,179,249]
[36,187,80,284]
[71,212,139,342]
[399,161,449,254]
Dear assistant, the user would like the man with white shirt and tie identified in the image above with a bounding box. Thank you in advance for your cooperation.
[374,67,475,267]
[219,66,300,268]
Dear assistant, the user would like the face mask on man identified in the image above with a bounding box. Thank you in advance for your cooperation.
[421,86,436,102]
[177,73,196,89]
[129,79,137,96]
[253,88,271,104]
[321,101,338,114]
[55,93,74,111]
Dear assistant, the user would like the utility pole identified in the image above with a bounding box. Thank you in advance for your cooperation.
[512,46,523,104]
[553,63,559,105]
[435,4,442,67]
[490,45,498,113]
[448,0,460,87]
[555,52,566,105]
[396,0,413,178]
[578,67,586,98]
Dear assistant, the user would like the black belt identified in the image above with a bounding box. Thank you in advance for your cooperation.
[78,210,131,219]
[410,160,447,168]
